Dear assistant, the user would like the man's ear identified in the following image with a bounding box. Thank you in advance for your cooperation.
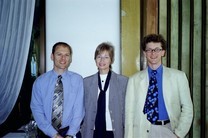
[162,50,166,57]
[143,51,146,57]
[69,56,72,63]
[51,53,54,61]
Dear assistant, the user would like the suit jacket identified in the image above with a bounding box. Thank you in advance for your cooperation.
[81,71,128,138]
[125,66,193,138]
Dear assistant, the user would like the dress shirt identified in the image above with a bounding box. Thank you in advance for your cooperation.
[148,65,169,120]
[30,70,85,137]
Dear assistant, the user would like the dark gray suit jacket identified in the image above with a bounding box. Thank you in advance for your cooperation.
[81,71,128,138]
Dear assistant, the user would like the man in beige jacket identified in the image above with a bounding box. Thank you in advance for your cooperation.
[125,34,193,138]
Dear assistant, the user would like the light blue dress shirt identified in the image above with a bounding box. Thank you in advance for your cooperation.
[30,70,85,137]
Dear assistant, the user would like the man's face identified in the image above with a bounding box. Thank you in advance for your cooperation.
[143,42,165,67]
[51,45,72,71]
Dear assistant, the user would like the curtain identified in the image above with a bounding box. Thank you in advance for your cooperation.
[0,0,35,124]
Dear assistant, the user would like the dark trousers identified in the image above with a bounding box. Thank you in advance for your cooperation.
[37,127,81,138]
[93,130,114,138]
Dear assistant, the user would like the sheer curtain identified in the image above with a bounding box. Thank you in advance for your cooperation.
[0,0,35,124]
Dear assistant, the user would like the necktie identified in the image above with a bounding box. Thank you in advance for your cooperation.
[94,71,111,138]
[143,70,159,124]
[52,75,63,130]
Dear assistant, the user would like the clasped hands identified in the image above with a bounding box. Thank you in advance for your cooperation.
[53,133,73,138]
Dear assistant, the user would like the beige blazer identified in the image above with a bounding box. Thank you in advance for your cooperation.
[125,66,193,138]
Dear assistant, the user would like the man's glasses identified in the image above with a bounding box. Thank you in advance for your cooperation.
[145,48,163,53]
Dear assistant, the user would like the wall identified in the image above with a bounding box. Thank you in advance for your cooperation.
[46,0,120,77]
[121,0,141,76]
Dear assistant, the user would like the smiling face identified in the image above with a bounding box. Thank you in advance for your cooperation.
[95,50,112,74]
[51,45,72,74]
[143,42,165,69]
[94,42,115,74]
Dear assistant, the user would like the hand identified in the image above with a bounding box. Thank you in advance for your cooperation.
[53,133,64,138]
[65,135,73,138]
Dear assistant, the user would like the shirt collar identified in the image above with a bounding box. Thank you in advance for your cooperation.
[148,65,163,75]
[52,69,68,78]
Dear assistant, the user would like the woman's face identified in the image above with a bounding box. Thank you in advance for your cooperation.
[95,50,112,74]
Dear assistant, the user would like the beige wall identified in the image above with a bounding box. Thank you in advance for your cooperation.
[121,0,141,77]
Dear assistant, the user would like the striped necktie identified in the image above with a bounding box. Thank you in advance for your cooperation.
[52,75,63,130]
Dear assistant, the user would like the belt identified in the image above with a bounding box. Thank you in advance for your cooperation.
[154,120,170,125]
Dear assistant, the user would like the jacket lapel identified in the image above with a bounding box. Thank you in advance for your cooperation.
[90,73,99,106]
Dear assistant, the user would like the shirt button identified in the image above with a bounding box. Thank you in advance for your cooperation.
[147,130,149,133]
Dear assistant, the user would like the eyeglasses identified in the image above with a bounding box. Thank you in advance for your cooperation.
[145,48,163,53]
